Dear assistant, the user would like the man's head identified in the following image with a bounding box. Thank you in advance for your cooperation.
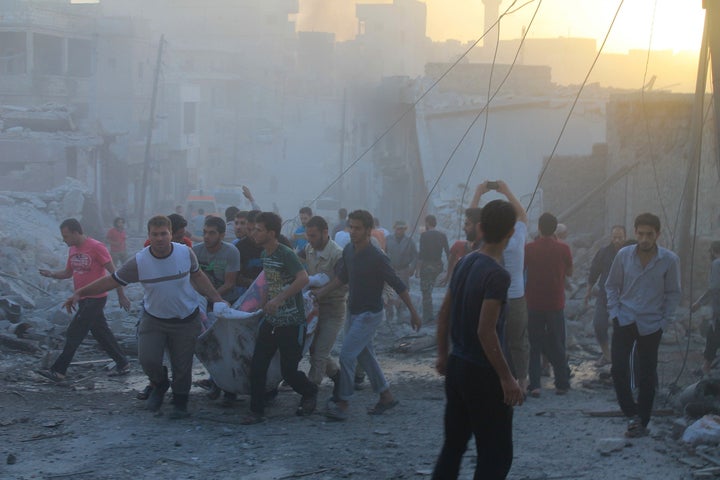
[634,213,661,252]
[198,208,205,216]
[306,216,329,250]
[555,223,568,240]
[393,220,408,238]
[425,214,437,229]
[338,208,347,220]
[348,210,374,246]
[167,213,188,242]
[299,207,313,226]
[538,212,558,237]
[464,207,483,242]
[611,225,627,250]
[113,217,125,230]
[254,212,282,247]
[480,200,517,246]
[225,206,240,223]
[59,218,84,247]
[234,211,249,239]
[175,205,184,215]
[203,216,226,249]
[147,215,172,254]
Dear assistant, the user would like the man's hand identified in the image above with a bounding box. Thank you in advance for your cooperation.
[495,180,510,196]
[39,269,53,278]
[63,293,81,314]
[118,292,131,311]
[242,186,254,202]
[500,376,524,407]
[476,182,490,198]
[409,312,422,332]
[435,355,448,376]
[264,297,282,315]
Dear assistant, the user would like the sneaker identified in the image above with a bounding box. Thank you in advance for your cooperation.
[625,416,649,438]
[136,384,153,400]
[296,393,317,416]
[325,400,348,422]
[108,364,130,377]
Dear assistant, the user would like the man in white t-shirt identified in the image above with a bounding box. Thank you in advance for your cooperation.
[471,180,529,390]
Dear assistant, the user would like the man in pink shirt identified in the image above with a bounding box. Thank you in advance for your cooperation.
[106,217,128,267]
[38,218,131,381]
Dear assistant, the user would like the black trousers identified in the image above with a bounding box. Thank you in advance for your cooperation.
[432,355,513,480]
[249,321,317,415]
[610,319,662,427]
[52,297,127,375]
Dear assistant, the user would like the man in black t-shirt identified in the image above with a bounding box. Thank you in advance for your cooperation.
[416,214,449,322]
[432,200,524,480]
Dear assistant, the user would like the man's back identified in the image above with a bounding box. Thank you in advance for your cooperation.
[524,236,572,311]
[419,229,449,263]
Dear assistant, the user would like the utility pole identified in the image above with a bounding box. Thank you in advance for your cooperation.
[138,34,165,231]
[338,88,347,205]
[705,0,720,178]
[676,6,711,292]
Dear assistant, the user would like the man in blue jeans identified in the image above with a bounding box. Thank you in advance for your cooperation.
[606,213,680,437]
[313,209,422,421]
[433,200,524,480]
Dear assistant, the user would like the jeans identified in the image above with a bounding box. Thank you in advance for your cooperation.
[420,262,443,321]
[52,297,127,375]
[504,297,528,383]
[592,292,610,346]
[137,311,201,395]
[528,309,570,390]
[337,310,389,401]
[249,322,317,415]
[308,301,346,384]
[432,355,513,480]
[611,319,662,426]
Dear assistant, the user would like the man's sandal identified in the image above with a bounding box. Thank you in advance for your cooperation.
[367,399,399,415]
[36,369,66,382]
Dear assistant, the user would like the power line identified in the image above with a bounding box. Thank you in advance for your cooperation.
[525,0,626,212]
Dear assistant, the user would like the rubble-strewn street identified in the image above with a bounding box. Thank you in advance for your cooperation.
[1,189,719,480]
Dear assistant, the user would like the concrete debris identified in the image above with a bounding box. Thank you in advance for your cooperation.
[682,415,720,446]
[675,379,720,418]
[596,437,630,456]
[1,103,76,133]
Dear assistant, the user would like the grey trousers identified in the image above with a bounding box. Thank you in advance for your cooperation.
[137,311,201,395]
[337,310,389,401]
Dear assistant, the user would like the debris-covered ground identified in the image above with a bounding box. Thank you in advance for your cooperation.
[1,184,720,479]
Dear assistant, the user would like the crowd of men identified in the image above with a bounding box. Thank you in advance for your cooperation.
[34,181,720,479]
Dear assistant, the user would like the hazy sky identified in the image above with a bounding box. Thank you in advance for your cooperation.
[423,0,705,53]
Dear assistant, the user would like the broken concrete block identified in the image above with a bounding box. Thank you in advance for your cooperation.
[48,309,71,326]
[682,415,720,446]
[597,437,629,455]
[62,189,85,217]
[0,195,14,206]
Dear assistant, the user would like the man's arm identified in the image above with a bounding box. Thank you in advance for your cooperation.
[242,185,261,211]
[435,290,452,375]
[585,249,604,305]
[103,261,130,311]
[398,290,422,331]
[469,182,490,208]
[478,299,524,406]
[496,180,528,224]
[217,270,238,297]
[564,245,574,277]
[264,270,309,315]
[63,276,121,313]
[190,269,224,304]
[39,265,73,280]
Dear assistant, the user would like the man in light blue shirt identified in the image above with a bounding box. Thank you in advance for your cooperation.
[605,213,680,438]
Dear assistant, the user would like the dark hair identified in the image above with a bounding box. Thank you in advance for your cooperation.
[60,218,83,234]
[255,212,282,238]
[464,207,483,226]
[306,215,328,231]
[299,206,313,216]
[634,213,661,233]
[611,225,626,234]
[225,206,240,222]
[198,208,205,215]
[247,210,261,223]
[538,212,558,236]
[349,210,374,230]
[147,215,172,232]
[235,210,249,220]
[338,208,347,219]
[113,217,125,228]
[480,200,517,244]
[204,215,226,234]
[425,214,437,227]
[167,213,187,234]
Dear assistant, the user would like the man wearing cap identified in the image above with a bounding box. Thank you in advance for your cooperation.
[386,220,417,320]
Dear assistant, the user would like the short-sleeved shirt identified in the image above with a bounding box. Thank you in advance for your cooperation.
[68,237,112,299]
[262,244,306,326]
[524,236,573,311]
[105,228,126,253]
[113,243,200,320]
[236,236,264,281]
[337,243,406,315]
[502,221,527,299]
[304,239,347,305]
[193,241,241,303]
[418,229,449,263]
[293,226,308,253]
[449,251,511,367]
